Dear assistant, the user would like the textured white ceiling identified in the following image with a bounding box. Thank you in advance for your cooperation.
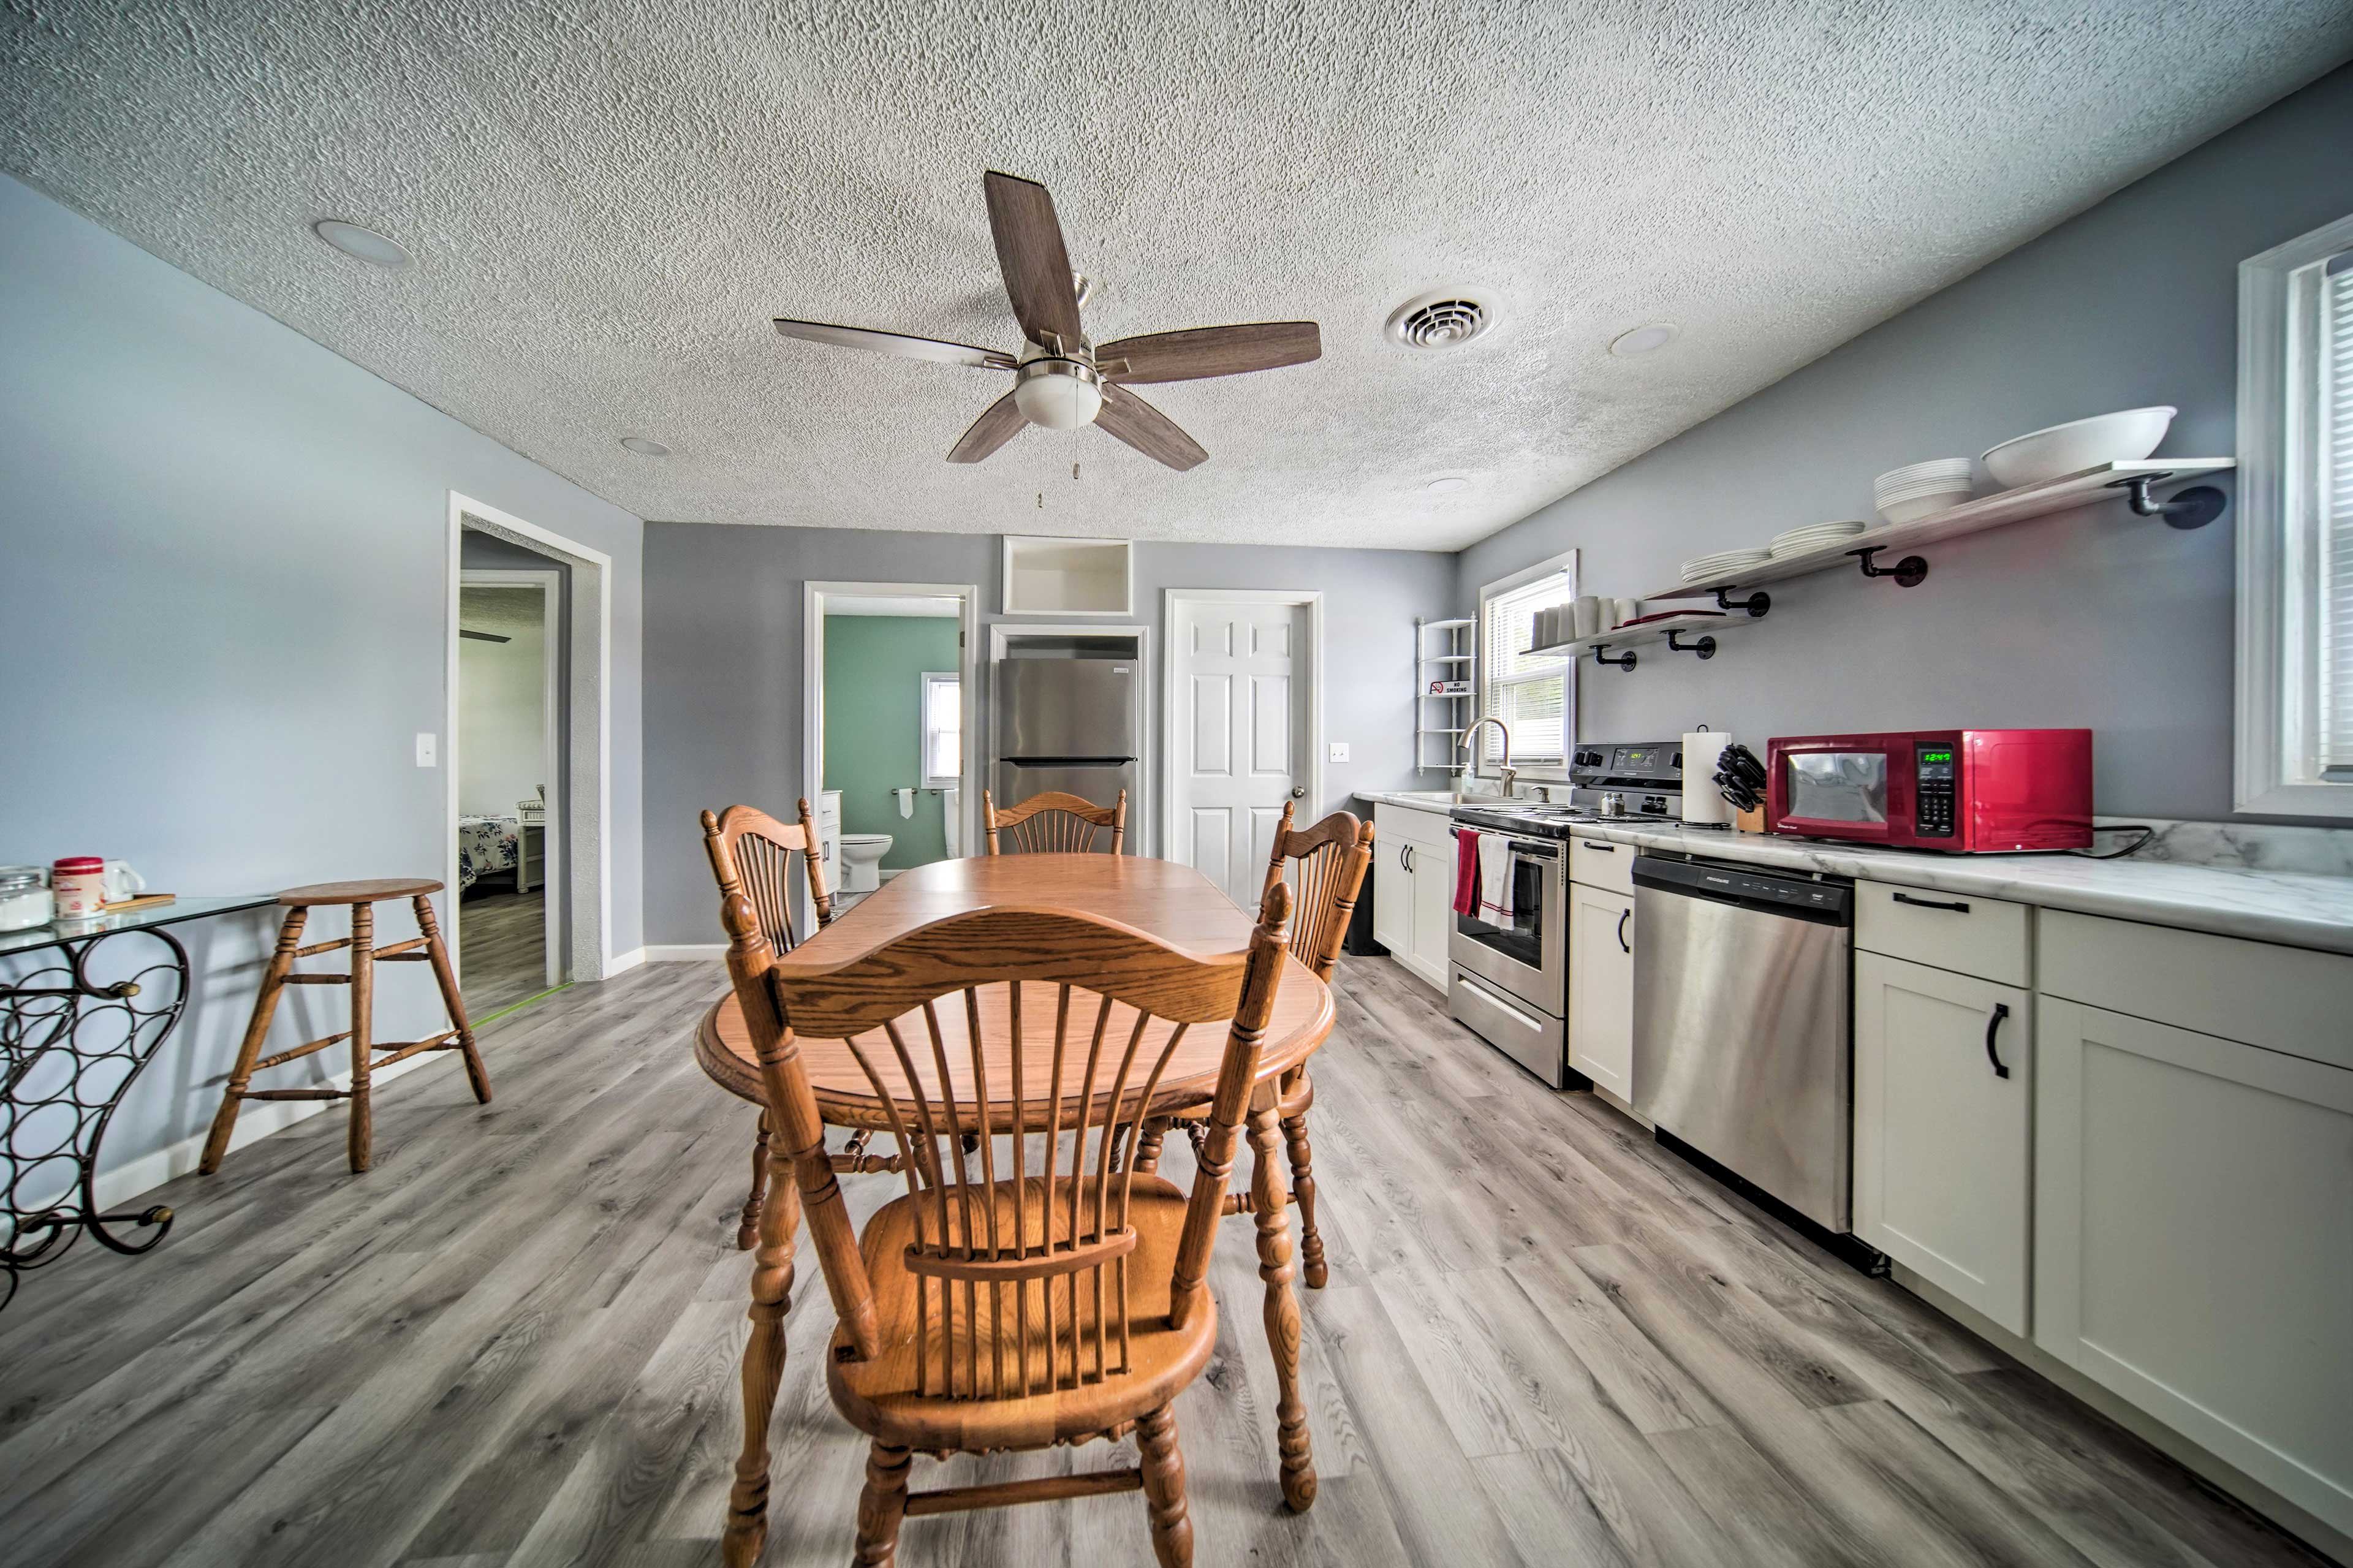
[458,585,546,639]
[3,3,2347,550]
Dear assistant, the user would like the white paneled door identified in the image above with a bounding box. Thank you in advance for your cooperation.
[1167,594,1316,909]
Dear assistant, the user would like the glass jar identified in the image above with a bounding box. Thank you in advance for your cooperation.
[0,865,54,932]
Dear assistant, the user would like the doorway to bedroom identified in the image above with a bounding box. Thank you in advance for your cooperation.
[457,539,564,1017]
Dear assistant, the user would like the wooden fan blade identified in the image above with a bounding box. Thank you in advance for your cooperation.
[1095,384,1207,471]
[983,171,1083,350]
[1097,322,1322,384]
[775,319,1015,369]
[947,391,1028,464]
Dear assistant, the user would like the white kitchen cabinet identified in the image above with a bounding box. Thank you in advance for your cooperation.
[1566,881,1633,1100]
[1854,952,2032,1333]
[1406,835,1455,990]
[2035,997,2353,1542]
[1370,803,1453,991]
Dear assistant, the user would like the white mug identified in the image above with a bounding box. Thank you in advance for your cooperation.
[1572,596,1602,640]
[1615,597,1642,627]
[104,861,145,903]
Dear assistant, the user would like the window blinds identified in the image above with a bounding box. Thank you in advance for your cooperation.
[2320,250,2353,775]
[1480,570,1576,763]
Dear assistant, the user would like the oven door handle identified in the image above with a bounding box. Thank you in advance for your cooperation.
[1446,826,1559,859]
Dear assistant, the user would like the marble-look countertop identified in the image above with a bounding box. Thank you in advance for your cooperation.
[1352,790,1461,813]
[1566,822,2353,957]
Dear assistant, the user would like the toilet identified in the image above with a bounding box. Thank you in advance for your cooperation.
[838,832,893,893]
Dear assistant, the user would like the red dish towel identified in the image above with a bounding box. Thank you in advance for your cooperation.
[1452,828,1481,917]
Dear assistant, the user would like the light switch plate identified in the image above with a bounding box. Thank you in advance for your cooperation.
[415,732,438,767]
[1327,742,1350,763]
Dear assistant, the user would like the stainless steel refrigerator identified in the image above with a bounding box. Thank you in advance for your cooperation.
[991,656,1140,850]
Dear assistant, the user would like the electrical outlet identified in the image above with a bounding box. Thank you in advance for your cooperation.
[415,732,438,767]
[1327,741,1351,763]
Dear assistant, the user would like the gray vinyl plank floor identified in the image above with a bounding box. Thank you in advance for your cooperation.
[0,955,2333,1568]
[459,889,550,1017]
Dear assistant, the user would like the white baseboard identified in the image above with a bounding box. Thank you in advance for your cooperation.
[641,944,726,962]
[605,945,646,975]
[91,1049,442,1211]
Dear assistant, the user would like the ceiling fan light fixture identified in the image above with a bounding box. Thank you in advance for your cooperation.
[1013,357,1103,430]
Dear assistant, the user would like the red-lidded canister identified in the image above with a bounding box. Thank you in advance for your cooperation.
[52,856,105,919]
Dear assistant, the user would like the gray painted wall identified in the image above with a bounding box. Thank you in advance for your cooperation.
[0,172,645,1195]
[1458,65,2353,824]
[640,525,1455,944]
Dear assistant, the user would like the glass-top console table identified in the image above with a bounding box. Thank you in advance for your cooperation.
[2,895,274,1311]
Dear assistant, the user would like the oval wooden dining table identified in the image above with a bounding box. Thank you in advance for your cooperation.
[697,852,1335,1560]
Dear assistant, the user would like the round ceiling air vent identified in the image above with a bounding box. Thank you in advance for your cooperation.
[1385,290,1495,349]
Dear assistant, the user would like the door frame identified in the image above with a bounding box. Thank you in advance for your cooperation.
[803,581,982,915]
[457,566,563,991]
[1159,588,1325,884]
[444,492,613,982]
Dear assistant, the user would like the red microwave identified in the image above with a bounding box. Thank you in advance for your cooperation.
[1765,730,2093,852]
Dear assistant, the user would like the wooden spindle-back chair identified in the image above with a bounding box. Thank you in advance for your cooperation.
[712,879,1293,1568]
[701,801,835,1248]
[983,787,1127,855]
[1135,802,1373,1290]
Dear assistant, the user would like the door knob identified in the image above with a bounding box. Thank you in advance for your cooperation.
[1290,786,1307,799]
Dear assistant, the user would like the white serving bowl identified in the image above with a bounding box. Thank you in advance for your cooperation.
[1980,406,2175,489]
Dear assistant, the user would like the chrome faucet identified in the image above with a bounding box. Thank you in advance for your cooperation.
[1457,716,1517,798]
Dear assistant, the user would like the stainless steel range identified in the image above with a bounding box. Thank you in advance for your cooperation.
[1446,741,1684,1085]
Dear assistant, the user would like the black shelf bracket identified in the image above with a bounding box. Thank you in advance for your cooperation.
[1593,643,1637,671]
[2105,472,2226,530]
[1710,586,1771,618]
[1665,631,1718,659]
[1850,545,1929,588]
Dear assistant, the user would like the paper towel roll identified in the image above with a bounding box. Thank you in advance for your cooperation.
[1681,732,1734,825]
[894,787,915,819]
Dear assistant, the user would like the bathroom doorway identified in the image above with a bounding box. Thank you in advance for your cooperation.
[802,582,980,917]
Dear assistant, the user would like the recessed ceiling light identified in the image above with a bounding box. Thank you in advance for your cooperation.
[619,436,670,456]
[311,219,412,270]
[1609,322,1678,357]
[1425,474,1472,494]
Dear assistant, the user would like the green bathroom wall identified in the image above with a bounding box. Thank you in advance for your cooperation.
[822,614,958,869]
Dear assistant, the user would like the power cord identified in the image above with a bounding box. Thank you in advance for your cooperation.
[2071,823,2157,860]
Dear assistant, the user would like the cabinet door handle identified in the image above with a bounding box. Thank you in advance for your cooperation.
[1893,891,1971,914]
[1984,1002,2011,1080]
[1615,908,1631,953]
[1401,844,1414,873]
[1585,843,1617,853]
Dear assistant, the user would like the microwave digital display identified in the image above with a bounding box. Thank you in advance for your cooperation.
[1786,751,1887,824]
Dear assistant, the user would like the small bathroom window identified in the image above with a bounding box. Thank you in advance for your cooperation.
[920,670,961,789]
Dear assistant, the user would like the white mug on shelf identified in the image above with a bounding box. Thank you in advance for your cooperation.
[104,861,146,903]
[1572,596,1602,640]
[1615,597,1642,628]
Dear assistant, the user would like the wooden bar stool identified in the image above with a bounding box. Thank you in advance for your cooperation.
[199,878,488,1175]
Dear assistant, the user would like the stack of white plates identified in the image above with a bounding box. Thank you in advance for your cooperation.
[1768,520,1868,557]
[1680,548,1771,585]
[1873,458,1975,525]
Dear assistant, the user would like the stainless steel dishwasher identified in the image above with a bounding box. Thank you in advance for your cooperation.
[1631,853,1855,1233]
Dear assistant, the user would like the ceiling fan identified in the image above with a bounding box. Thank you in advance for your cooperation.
[774,170,1321,471]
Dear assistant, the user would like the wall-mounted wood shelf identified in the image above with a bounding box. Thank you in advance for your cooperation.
[1528,610,1762,671]
[1648,460,2235,603]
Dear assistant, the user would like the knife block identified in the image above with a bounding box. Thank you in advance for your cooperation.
[1736,804,1765,833]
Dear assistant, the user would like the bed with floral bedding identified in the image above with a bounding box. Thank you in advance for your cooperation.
[458,815,520,893]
